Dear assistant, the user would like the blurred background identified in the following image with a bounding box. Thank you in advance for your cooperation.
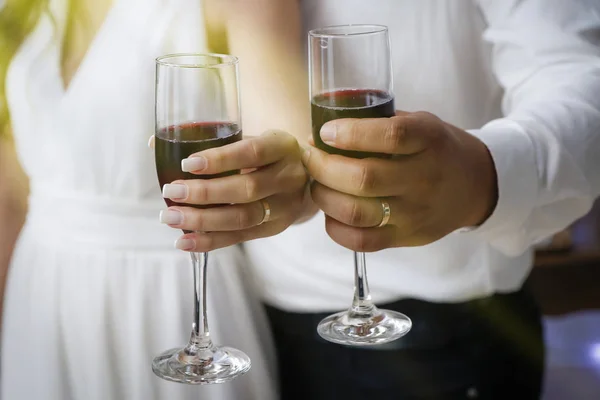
[530,201,600,398]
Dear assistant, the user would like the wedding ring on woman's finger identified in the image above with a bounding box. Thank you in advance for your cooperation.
[258,199,271,225]
[377,200,391,228]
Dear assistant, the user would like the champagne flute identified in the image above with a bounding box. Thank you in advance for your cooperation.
[309,25,412,346]
[152,53,251,383]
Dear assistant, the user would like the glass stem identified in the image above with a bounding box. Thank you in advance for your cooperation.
[351,251,376,316]
[182,252,214,363]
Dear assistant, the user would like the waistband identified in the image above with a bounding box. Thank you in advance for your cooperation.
[264,286,542,350]
[25,184,178,249]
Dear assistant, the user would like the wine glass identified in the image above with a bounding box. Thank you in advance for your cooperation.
[152,53,251,384]
[309,25,412,346]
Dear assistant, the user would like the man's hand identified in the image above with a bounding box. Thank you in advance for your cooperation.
[302,111,498,252]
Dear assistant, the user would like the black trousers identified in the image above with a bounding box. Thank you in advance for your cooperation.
[265,287,544,400]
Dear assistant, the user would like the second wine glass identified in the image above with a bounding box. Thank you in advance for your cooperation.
[309,25,412,346]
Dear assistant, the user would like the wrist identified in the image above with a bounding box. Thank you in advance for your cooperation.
[463,134,498,228]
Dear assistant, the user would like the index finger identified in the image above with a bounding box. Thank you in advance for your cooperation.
[181,130,299,175]
[319,113,432,155]
[302,145,404,197]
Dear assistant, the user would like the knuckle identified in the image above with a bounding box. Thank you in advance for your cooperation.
[344,122,361,147]
[353,164,376,195]
[281,132,298,149]
[414,110,434,119]
[244,176,261,201]
[385,118,407,149]
[189,212,207,232]
[429,127,451,153]
[413,111,443,139]
[413,111,439,124]
[236,207,256,229]
[191,182,209,203]
[343,201,364,226]
[247,139,265,164]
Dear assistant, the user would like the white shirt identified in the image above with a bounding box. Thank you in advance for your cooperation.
[244,0,600,312]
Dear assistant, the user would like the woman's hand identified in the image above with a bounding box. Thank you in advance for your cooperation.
[302,111,498,252]
[160,131,309,252]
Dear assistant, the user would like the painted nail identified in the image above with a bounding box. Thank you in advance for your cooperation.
[320,122,337,145]
[181,156,207,172]
[162,183,188,199]
[174,237,196,251]
[148,135,155,149]
[159,209,183,225]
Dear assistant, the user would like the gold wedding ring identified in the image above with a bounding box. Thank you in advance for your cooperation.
[258,199,272,225]
[377,200,391,228]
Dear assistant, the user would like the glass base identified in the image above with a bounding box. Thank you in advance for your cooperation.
[152,346,251,385]
[317,308,411,346]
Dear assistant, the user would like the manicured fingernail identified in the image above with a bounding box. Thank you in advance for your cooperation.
[320,122,337,145]
[181,156,206,172]
[174,237,195,251]
[162,183,188,199]
[159,209,183,225]
[148,135,155,149]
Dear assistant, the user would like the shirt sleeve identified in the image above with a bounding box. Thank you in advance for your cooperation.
[467,0,600,256]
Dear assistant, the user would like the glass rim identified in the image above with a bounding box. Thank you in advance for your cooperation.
[308,24,388,38]
[155,53,239,69]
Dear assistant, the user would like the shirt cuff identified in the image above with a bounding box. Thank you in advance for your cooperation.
[465,119,539,256]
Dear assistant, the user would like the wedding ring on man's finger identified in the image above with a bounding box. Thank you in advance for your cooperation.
[258,199,272,225]
[377,200,391,228]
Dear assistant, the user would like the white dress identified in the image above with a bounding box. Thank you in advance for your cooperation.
[1,0,277,399]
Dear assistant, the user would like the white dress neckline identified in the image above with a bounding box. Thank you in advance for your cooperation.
[56,0,119,95]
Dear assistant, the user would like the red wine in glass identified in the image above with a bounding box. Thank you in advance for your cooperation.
[309,26,411,347]
[152,54,251,385]
[311,89,395,159]
[155,121,242,208]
